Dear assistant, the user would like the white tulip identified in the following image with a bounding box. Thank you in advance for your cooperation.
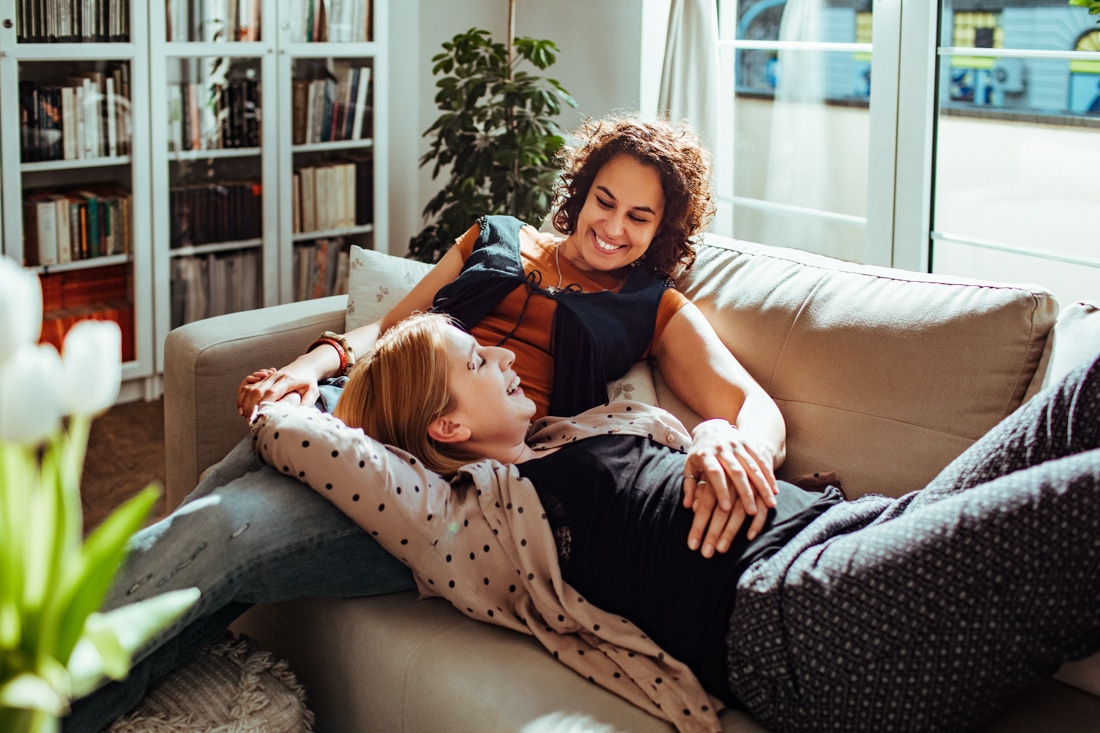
[0,343,63,445]
[0,257,43,365]
[60,320,122,417]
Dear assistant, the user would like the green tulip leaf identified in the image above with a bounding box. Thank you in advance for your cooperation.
[51,486,161,661]
[67,588,200,698]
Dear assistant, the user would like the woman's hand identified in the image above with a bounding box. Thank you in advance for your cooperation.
[237,359,319,419]
[682,419,778,555]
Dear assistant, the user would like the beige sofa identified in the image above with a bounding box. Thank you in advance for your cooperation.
[164,234,1100,732]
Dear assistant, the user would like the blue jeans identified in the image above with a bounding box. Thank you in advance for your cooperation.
[63,434,415,732]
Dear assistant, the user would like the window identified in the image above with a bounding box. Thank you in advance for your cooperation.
[716,0,1100,307]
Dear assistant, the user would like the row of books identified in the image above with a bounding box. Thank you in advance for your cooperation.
[291,160,372,234]
[23,186,131,267]
[38,263,134,362]
[168,77,261,152]
[295,0,371,43]
[291,66,372,145]
[170,180,263,248]
[16,0,130,43]
[170,250,261,328]
[294,238,351,302]
[19,66,132,162]
[166,0,260,42]
[41,302,136,362]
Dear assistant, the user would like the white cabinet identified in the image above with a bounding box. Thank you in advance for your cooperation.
[0,0,156,401]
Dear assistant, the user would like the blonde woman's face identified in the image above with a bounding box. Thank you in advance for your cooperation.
[442,327,536,444]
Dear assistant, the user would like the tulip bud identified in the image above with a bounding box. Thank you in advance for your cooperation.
[0,343,63,445]
[60,320,122,417]
[0,257,43,365]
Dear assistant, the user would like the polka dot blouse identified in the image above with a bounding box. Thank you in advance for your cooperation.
[252,401,723,733]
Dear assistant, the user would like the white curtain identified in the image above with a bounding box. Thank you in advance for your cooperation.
[762,0,833,254]
[658,0,721,151]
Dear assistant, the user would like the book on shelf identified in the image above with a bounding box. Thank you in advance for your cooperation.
[292,66,370,145]
[170,249,262,328]
[298,0,370,43]
[37,263,135,362]
[169,180,262,248]
[293,238,349,301]
[291,158,372,234]
[23,185,132,266]
[165,0,261,42]
[17,66,131,163]
[17,0,132,43]
[23,191,59,267]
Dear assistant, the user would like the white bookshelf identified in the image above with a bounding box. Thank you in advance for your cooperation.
[0,0,156,402]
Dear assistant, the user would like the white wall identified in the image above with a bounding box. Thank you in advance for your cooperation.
[387,0,649,257]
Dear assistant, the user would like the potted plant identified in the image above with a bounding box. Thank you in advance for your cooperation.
[408,1,577,263]
[0,257,198,733]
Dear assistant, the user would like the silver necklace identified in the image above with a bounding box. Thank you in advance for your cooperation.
[546,244,564,294]
[546,242,626,295]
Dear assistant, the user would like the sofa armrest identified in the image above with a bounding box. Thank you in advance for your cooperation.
[163,296,348,510]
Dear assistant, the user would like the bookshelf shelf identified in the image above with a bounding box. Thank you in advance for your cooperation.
[168,148,261,162]
[292,138,373,154]
[292,223,373,242]
[284,42,379,58]
[9,43,138,61]
[33,253,131,274]
[169,239,264,258]
[164,41,269,58]
[21,156,133,172]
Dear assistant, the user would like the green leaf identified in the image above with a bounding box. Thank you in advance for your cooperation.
[50,486,160,662]
[67,588,199,697]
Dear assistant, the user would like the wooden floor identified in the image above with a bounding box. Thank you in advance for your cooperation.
[81,397,169,535]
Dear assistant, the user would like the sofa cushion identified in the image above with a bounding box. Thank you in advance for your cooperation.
[345,245,433,331]
[670,235,1057,499]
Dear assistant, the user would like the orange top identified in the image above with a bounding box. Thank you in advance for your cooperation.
[453,223,689,418]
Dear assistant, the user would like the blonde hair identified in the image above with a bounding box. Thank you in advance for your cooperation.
[333,313,481,477]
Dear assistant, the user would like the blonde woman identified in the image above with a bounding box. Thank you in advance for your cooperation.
[255,312,1100,733]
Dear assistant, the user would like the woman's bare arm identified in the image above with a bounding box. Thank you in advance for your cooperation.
[651,302,787,548]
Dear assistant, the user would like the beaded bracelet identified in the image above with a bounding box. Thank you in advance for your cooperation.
[307,330,356,377]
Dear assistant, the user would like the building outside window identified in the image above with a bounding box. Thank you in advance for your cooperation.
[715,0,1100,308]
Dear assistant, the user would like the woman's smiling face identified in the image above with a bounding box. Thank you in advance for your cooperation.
[564,153,665,273]
[441,327,536,446]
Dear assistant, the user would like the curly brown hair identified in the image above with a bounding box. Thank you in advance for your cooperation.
[551,114,715,278]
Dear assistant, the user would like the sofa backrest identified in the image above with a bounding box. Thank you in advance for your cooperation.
[670,234,1058,499]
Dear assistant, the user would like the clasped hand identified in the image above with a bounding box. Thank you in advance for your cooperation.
[682,419,778,558]
[237,363,318,420]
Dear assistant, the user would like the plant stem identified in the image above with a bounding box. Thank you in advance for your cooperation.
[507,0,515,80]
